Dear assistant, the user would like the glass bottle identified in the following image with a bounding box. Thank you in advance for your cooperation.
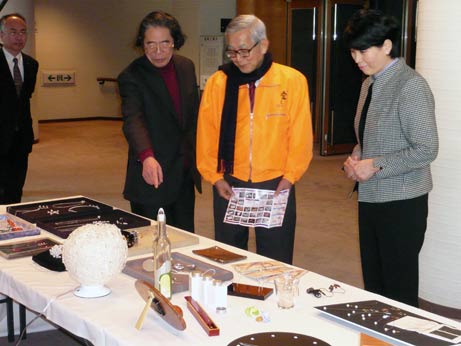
[153,208,172,299]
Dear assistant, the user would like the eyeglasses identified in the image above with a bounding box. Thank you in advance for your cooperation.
[144,40,174,51]
[225,41,260,59]
[4,30,27,37]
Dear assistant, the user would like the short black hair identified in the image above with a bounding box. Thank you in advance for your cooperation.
[343,9,400,58]
[135,11,186,50]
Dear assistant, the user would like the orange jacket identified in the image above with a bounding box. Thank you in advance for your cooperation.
[197,62,313,184]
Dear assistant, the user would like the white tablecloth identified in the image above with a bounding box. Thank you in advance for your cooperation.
[1,203,460,346]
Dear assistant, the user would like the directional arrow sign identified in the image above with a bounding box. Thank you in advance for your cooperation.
[42,71,76,85]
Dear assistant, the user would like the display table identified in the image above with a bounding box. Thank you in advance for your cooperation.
[1,200,460,346]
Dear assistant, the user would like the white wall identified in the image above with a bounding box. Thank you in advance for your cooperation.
[33,0,235,120]
[418,0,461,311]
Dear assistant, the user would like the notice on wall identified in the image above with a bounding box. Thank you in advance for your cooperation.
[42,70,76,86]
[199,35,224,90]
[224,188,289,229]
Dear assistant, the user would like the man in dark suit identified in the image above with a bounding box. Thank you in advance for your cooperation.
[118,11,201,232]
[0,13,39,204]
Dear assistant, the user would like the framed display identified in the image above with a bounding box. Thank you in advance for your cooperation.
[37,208,151,239]
[0,213,40,241]
[7,197,150,239]
[7,197,113,223]
[0,238,60,259]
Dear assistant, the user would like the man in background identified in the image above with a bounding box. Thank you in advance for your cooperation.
[0,13,39,204]
[196,14,313,264]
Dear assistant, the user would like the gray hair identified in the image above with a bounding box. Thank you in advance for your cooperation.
[225,14,267,43]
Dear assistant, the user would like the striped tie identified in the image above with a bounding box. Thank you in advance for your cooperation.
[13,57,23,96]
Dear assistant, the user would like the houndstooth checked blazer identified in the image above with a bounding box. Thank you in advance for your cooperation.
[353,58,438,203]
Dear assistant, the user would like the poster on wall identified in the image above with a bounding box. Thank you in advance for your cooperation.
[199,35,225,90]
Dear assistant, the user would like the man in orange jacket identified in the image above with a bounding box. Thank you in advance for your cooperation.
[197,14,313,264]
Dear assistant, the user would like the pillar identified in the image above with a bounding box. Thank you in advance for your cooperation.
[417,0,461,318]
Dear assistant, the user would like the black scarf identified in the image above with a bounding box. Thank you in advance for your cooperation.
[217,52,273,174]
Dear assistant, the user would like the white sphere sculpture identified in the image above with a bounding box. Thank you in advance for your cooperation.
[62,223,128,298]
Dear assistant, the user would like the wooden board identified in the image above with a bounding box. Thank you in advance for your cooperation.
[127,225,199,258]
[135,280,186,331]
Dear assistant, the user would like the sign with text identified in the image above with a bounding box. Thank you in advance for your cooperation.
[199,35,224,90]
[42,71,76,86]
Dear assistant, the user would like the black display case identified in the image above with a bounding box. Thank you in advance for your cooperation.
[7,197,151,239]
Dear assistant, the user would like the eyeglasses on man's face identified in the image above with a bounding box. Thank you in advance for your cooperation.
[3,30,27,37]
[144,40,174,51]
[225,41,260,59]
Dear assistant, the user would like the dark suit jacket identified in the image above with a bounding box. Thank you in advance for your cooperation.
[118,54,201,205]
[0,49,39,155]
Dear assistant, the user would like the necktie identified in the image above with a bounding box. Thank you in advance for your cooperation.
[13,57,23,96]
[249,81,256,113]
[358,82,373,148]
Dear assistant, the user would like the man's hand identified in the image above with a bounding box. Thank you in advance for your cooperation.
[275,178,292,196]
[214,179,233,200]
[142,157,163,188]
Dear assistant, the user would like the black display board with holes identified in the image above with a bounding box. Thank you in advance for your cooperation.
[316,300,460,346]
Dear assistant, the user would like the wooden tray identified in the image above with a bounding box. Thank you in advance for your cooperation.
[192,245,247,263]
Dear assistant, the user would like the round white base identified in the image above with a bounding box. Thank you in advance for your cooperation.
[74,285,111,298]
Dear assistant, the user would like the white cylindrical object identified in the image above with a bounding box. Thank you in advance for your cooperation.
[214,280,228,312]
[417,0,461,312]
[209,279,220,309]
[201,274,213,307]
[189,270,202,302]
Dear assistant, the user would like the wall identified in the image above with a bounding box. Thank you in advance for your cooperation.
[417,0,461,317]
[33,0,235,120]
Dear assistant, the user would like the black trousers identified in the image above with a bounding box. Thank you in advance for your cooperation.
[130,174,196,233]
[213,175,296,264]
[358,194,428,307]
[0,135,29,205]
